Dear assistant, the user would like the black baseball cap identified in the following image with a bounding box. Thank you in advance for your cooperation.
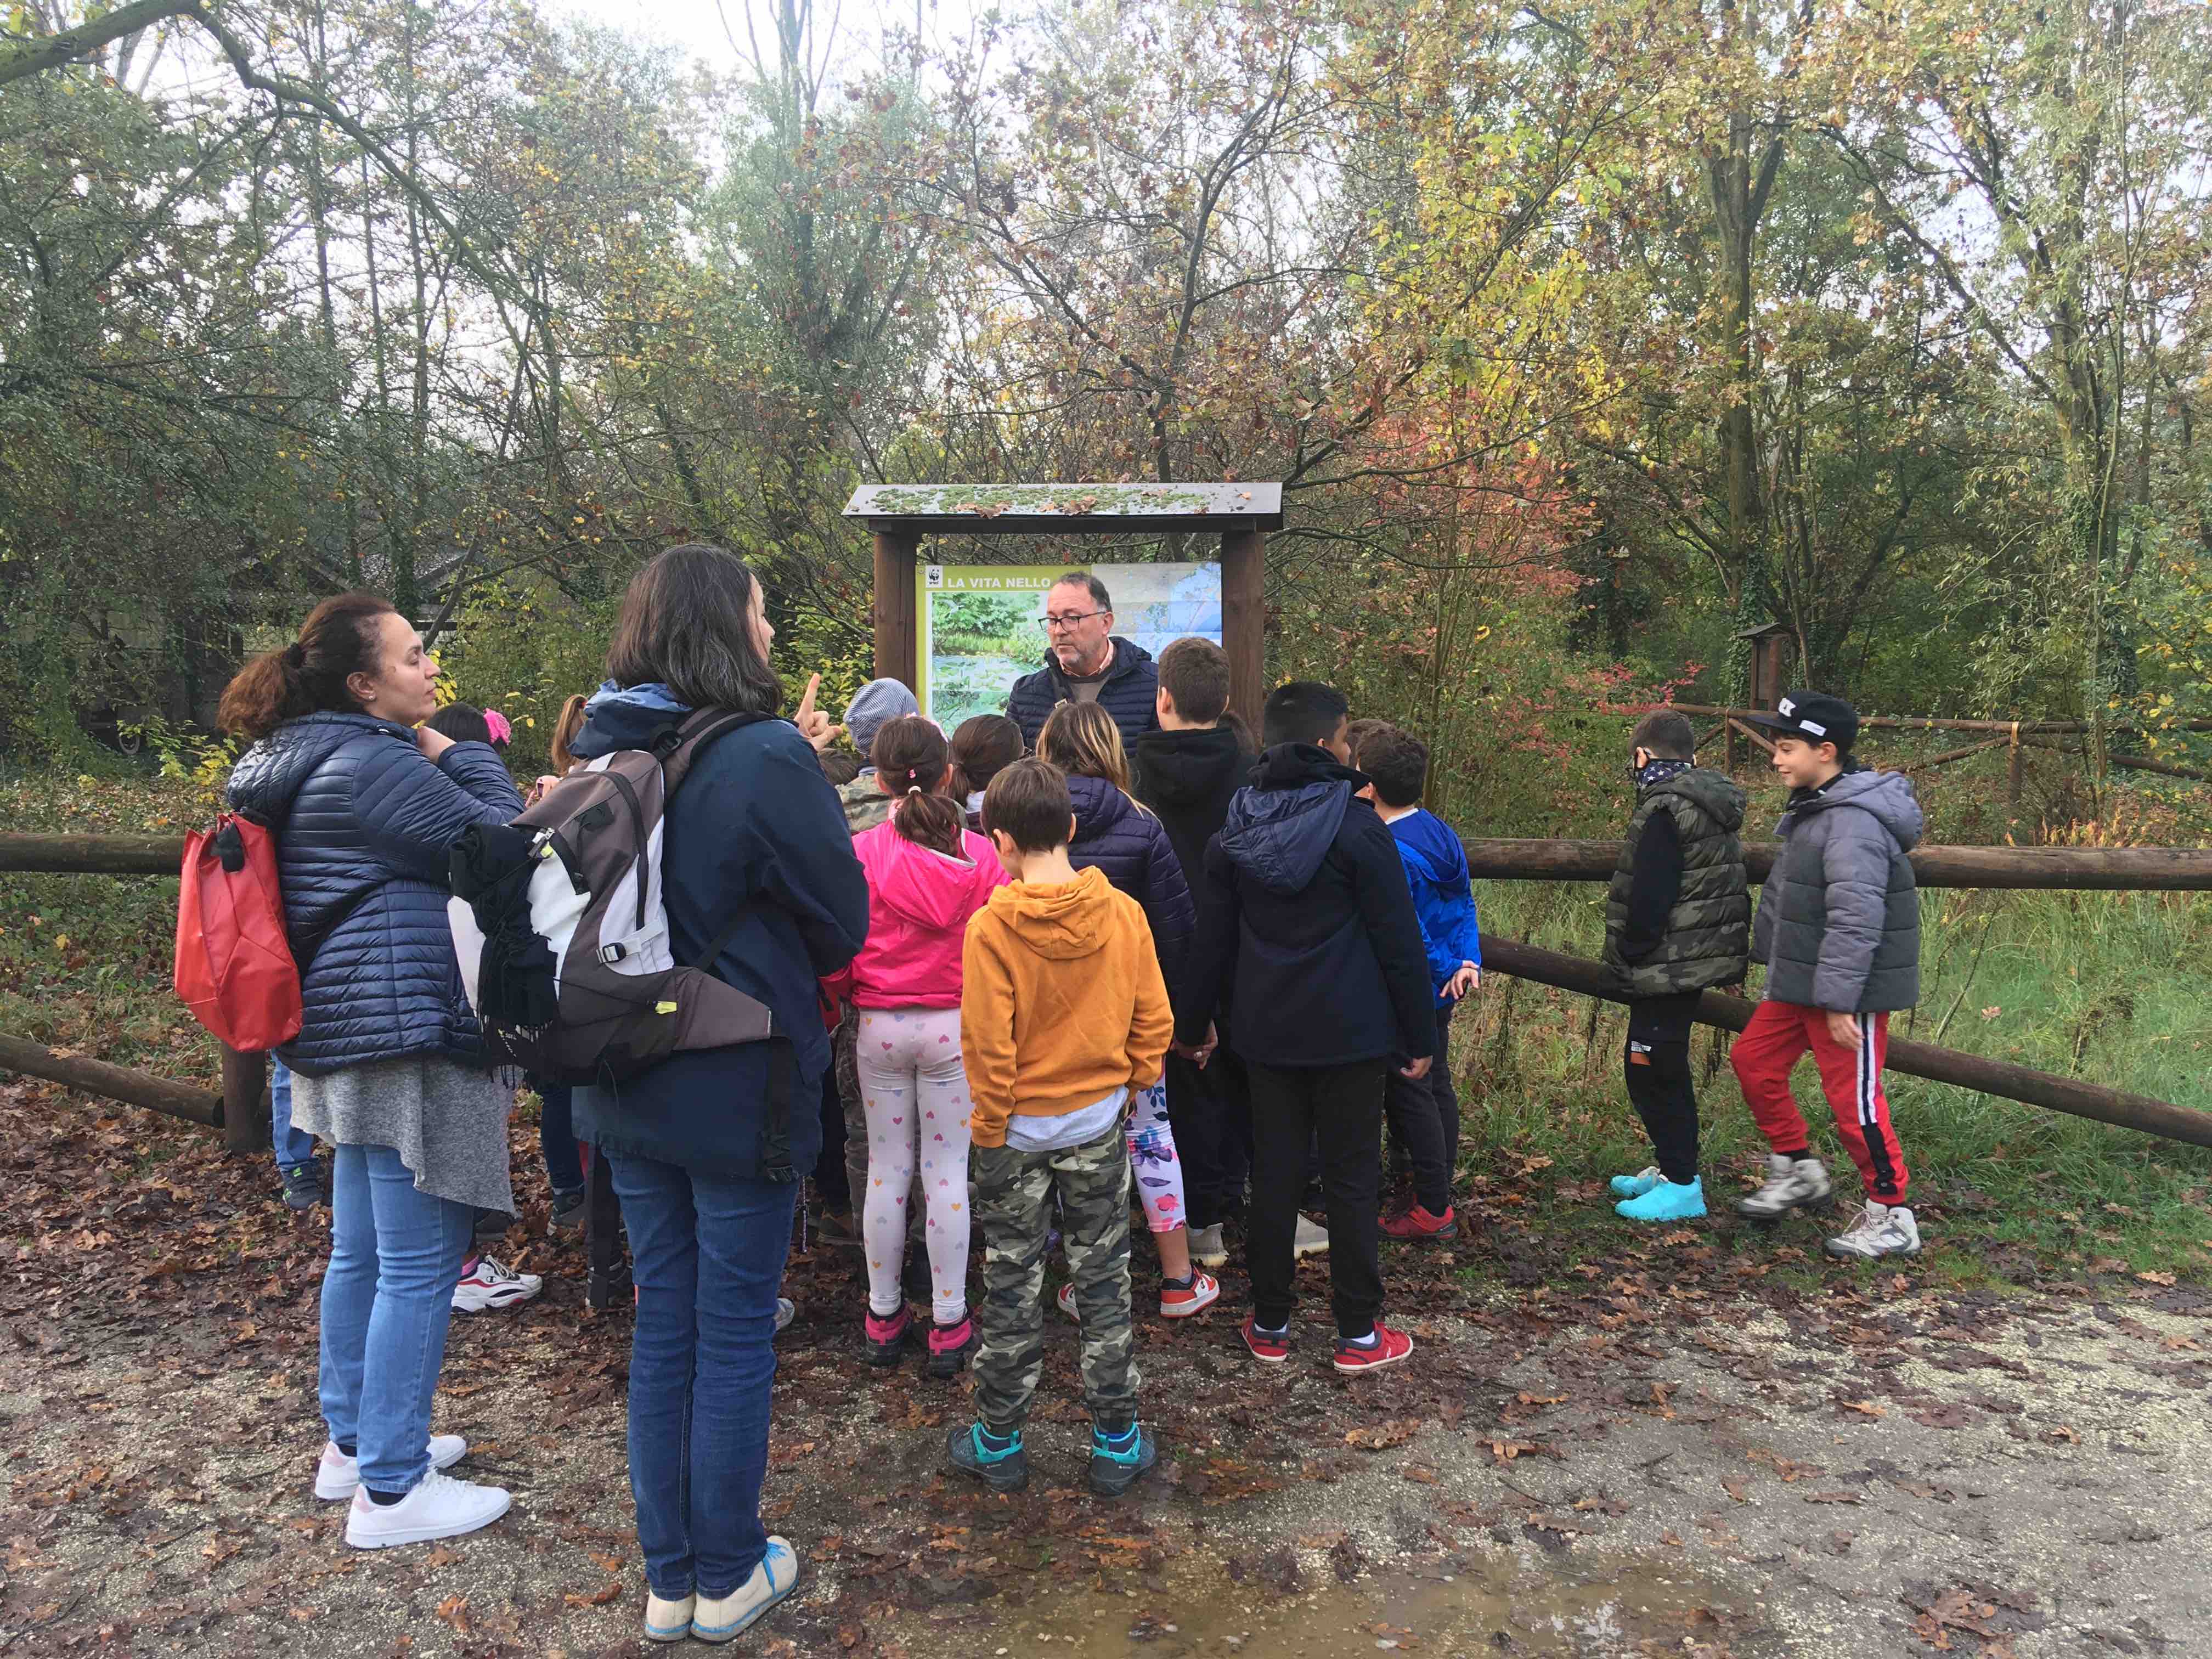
[1745,690,1858,753]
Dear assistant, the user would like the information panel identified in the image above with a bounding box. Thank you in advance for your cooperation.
[914,562,1223,729]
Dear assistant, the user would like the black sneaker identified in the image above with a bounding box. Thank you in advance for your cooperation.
[473,1207,515,1245]
[946,1421,1028,1493]
[549,1189,586,1231]
[1087,1421,1158,1498]
[280,1163,326,1210]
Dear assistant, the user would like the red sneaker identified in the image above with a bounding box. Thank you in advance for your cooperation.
[1241,1316,1291,1364]
[1159,1272,1220,1319]
[1333,1321,1414,1375]
[1379,1204,1457,1240]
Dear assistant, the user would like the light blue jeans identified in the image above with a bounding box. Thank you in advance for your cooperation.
[320,1144,475,1493]
[270,1057,319,1174]
[610,1153,795,1599]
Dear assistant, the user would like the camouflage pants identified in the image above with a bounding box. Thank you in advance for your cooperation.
[970,1125,1137,1431]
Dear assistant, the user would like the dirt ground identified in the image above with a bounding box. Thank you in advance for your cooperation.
[4,1081,2211,1659]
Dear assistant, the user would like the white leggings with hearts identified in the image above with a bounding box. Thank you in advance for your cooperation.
[855,1006,973,1323]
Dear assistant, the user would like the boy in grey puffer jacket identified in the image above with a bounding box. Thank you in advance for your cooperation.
[1731,691,1925,1261]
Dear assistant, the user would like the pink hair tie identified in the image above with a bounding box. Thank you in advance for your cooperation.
[483,709,514,745]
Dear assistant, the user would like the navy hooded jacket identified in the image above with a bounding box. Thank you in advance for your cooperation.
[1065,773,1195,996]
[225,712,524,1074]
[568,687,869,1182]
[1005,637,1160,751]
[1176,743,1435,1069]
[1385,808,1483,1006]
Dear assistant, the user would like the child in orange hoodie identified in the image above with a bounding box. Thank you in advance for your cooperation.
[950,759,1173,1500]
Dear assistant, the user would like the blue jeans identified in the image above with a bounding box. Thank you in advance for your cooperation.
[321,1144,475,1493]
[270,1058,319,1175]
[537,1080,584,1196]
[608,1153,795,1599]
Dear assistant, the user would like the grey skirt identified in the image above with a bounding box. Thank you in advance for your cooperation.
[289,1054,514,1214]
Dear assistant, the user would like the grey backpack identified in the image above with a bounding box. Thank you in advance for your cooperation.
[447,708,785,1095]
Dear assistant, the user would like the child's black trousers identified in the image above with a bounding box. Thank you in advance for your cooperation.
[1624,991,1701,1186]
[1245,1059,1386,1339]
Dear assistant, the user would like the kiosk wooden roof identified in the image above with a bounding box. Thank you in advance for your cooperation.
[843,482,1280,723]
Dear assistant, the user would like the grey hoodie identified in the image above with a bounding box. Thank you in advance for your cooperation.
[1751,768,1924,1013]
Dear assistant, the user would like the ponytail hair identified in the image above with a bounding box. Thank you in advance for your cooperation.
[949,713,1024,800]
[1037,699,1149,812]
[871,715,966,858]
[218,592,398,742]
[548,693,590,773]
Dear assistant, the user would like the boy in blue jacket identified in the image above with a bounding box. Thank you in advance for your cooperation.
[1351,723,1480,1240]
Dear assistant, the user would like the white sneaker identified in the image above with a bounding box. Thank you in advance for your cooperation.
[1293,1214,1331,1257]
[452,1254,544,1312]
[315,1435,467,1500]
[343,1468,511,1549]
[1735,1154,1833,1220]
[1825,1201,1922,1260]
[774,1297,795,1334]
[1056,1281,1079,1321]
[1188,1224,1229,1268]
[691,1536,800,1643]
[645,1592,695,1644]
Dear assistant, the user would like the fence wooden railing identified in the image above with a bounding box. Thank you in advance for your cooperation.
[2,831,2207,1153]
[1660,703,2212,786]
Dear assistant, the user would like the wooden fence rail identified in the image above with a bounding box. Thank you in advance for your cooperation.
[8,834,2210,889]
[1483,939,2212,1151]
[2,834,2206,1153]
[1456,840,2212,890]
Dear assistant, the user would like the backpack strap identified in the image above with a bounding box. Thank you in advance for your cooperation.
[649,707,775,798]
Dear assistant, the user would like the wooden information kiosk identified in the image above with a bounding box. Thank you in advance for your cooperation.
[842,483,1283,724]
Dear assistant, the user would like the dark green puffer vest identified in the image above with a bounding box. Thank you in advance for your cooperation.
[1602,767,1751,997]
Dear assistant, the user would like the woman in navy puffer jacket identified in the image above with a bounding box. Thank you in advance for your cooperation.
[222,592,524,1551]
[1036,702,1218,1318]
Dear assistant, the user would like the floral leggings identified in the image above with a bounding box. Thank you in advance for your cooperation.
[855,1007,973,1323]
[1126,1079,1186,1234]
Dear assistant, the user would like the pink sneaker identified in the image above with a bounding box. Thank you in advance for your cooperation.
[864,1306,911,1368]
[927,1314,977,1379]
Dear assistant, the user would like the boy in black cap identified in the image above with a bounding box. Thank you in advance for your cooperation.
[1731,691,1926,1259]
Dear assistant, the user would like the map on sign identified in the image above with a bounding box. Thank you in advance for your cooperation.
[914,562,1223,730]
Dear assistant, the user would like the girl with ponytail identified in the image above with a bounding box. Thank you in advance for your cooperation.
[833,714,1008,1376]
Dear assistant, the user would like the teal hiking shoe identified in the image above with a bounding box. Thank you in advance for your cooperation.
[1609,1166,1664,1200]
[946,1421,1028,1493]
[1087,1420,1158,1497]
[1615,1177,1706,1222]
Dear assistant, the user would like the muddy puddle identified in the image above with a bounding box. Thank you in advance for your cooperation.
[896,1545,1767,1658]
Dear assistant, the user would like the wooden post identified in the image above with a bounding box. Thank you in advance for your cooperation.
[2007,722,2023,825]
[871,529,921,692]
[219,1045,269,1155]
[1219,527,1266,724]
[1722,719,1739,773]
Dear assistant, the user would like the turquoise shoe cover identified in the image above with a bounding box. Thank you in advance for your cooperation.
[1609,1166,1664,1200]
[1615,1177,1706,1222]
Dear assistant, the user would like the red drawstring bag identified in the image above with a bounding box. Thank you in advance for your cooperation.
[174,814,303,1052]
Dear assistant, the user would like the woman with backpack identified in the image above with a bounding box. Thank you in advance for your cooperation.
[566,544,869,1647]
[220,594,526,1550]
[1036,701,1220,1318]
[831,714,1008,1375]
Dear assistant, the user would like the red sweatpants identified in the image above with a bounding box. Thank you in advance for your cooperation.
[1730,999,1910,1204]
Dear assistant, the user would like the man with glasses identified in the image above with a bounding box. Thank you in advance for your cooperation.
[1005,572,1161,751]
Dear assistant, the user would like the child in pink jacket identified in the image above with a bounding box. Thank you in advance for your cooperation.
[835,715,1009,1377]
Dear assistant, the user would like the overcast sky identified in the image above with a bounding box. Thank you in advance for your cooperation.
[546,0,972,82]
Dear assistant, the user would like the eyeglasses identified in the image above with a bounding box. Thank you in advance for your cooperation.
[1041,610,1107,631]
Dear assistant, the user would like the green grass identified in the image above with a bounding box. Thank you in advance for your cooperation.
[1452,879,2212,1284]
